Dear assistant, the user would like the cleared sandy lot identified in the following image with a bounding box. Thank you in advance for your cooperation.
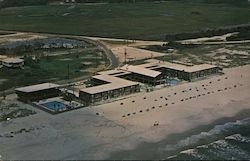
[84,36,165,64]
[111,46,165,63]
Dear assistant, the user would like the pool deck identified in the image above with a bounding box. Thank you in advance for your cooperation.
[34,97,84,114]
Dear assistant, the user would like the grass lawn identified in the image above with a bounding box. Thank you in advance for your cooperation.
[0,1,249,40]
[0,48,109,91]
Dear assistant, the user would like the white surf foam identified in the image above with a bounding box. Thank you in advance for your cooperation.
[225,134,250,143]
[166,155,177,159]
[197,144,209,149]
[180,148,197,155]
[179,148,205,159]
[208,139,250,159]
[163,118,250,151]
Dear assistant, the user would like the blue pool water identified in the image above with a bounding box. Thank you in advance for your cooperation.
[41,101,66,111]
[167,79,179,86]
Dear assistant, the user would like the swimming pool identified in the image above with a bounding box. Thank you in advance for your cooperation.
[41,101,66,111]
[166,79,179,86]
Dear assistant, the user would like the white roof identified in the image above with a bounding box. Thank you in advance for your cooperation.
[80,59,218,95]
[185,64,218,72]
[0,55,8,60]
[92,74,129,83]
[80,75,138,94]
[2,58,24,64]
[144,59,218,73]
[120,64,161,78]
[15,83,60,93]
[98,69,130,76]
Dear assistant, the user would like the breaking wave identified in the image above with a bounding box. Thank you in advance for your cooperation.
[163,118,250,152]
[168,118,250,160]
[225,134,250,143]
[109,117,250,160]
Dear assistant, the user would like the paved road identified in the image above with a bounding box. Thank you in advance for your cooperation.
[84,36,165,46]
[0,31,120,96]
[180,40,250,45]
[1,30,249,94]
[0,30,120,69]
[42,34,120,69]
[83,37,119,69]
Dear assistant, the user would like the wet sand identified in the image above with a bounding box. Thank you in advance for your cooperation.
[108,109,250,159]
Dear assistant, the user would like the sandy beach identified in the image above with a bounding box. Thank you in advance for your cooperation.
[0,65,250,160]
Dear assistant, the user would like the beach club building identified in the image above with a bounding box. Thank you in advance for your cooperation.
[79,74,140,104]
[1,58,24,68]
[119,64,165,85]
[138,59,221,82]
[15,83,61,102]
[14,59,221,105]
[79,59,221,104]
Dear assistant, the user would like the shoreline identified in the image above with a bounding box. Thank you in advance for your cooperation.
[108,108,250,159]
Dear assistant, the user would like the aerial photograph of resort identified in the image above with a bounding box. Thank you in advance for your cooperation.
[0,0,250,160]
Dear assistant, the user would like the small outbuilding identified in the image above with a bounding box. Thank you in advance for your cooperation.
[2,58,24,68]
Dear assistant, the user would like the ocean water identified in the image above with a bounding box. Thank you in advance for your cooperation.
[168,117,250,160]
[108,114,250,160]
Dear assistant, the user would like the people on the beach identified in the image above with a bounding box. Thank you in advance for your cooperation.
[121,75,244,119]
